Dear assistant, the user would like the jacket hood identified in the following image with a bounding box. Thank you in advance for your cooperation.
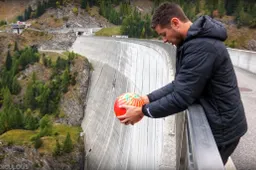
[185,16,227,42]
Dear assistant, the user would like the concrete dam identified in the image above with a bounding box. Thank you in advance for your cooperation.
[71,37,177,170]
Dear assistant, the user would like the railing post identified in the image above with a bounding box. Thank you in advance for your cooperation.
[176,104,225,170]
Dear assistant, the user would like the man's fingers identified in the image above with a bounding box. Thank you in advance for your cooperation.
[117,114,128,119]
[121,118,129,124]
[119,104,133,109]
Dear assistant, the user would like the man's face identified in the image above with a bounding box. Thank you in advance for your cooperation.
[155,19,184,46]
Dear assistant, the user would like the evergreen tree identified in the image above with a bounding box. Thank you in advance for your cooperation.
[0,88,24,131]
[34,137,43,149]
[5,50,12,71]
[39,115,53,137]
[19,47,39,70]
[24,82,37,110]
[11,60,19,76]
[24,9,29,20]
[24,109,39,130]
[99,0,106,16]
[3,88,12,112]
[14,41,19,52]
[61,68,70,93]
[32,72,37,83]
[225,0,240,15]
[38,86,51,114]
[28,6,32,19]
[144,14,152,38]
[0,111,8,134]
[81,0,87,9]
[195,0,200,14]
[1,70,12,89]
[17,15,24,21]
[63,132,73,153]
[9,107,24,129]
[11,76,21,95]
[53,139,62,156]
[218,0,226,17]
[56,56,68,70]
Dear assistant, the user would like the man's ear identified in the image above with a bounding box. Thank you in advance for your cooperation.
[170,17,180,29]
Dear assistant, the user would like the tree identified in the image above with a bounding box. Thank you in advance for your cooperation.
[63,132,73,153]
[28,6,32,19]
[81,0,87,9]
[53,139,62,156]
[0,88,24,131]
[5,50,12,71]
[37,85,51,114]
[99,1,106,16]
[3,88,12,112]
[24,82,37,110]
[14,41,19,52]
[225,0,240,15]
[218,0,226,17]
[39,115,53,137]
[36,1,46,17]
[8,107,24,129]
[19,47,39,70]
[11,76,21,95]
[17,15,24,21]
[32,72,37,83]
[34,137,43,149]
[24,9,29,20]
[0,111,8,134]
[195,0,200,14]
[24,109,39,130]
[144,14,152,38]
[61,68,70,93]
[56,56,68,70]
[121,8,145,38]
[11,60,19,76]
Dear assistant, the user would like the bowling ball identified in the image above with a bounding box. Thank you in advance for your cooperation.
[114,92,144,117]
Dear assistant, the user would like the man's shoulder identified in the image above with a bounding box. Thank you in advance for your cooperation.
[183,37,227,55]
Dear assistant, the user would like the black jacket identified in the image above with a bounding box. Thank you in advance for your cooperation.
[142,16,247,145]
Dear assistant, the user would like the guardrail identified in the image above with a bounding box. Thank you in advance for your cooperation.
[176,104,225,170]
[228,48,256,74]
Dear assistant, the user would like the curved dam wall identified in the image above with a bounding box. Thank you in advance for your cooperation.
[71,37,176,170]
[228,48,256,74]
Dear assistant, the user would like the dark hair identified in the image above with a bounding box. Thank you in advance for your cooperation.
[151,2,189,29]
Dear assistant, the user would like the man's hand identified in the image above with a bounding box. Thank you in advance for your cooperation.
[141,95,150,104]
[117,105,144,125]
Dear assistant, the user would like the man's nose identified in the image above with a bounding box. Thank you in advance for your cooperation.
[163,37,168,43]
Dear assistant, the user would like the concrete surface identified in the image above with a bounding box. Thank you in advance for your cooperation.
[71,37,177,170]
[231,67,256,170]
[226,157,237,170]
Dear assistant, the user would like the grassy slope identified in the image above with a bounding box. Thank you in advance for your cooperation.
[95,26,121,36]
[0,124,82,154]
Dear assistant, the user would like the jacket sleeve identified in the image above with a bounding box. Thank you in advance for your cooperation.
[147,82,174,102]
[142,47,216,118]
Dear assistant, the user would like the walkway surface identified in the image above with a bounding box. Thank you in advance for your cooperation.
[232,67,256,170]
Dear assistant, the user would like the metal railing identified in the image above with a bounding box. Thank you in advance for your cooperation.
[176,104,225,170]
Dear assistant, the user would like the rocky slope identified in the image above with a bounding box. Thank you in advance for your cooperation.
[0,53,90,169]
[0,137,84,170]
[58,56,91,126]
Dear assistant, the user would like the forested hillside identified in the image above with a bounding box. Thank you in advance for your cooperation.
[1,0,255,49]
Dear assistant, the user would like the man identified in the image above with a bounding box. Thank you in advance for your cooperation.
[117,2,247,165]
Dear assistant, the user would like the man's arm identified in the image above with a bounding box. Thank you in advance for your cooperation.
[142,48,216,118]
[147,82,174,102]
